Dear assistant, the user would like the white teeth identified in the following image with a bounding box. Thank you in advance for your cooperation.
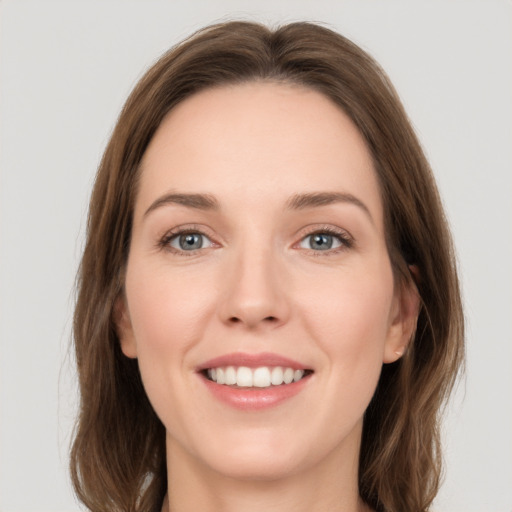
[271,367,284,385]
[294,369,304,382]
[253,367,271,387]
[225,366,237,385]
[283,367,294,384]
[206,365,308,388]
[216,368,225,385]
[236,367,253,387]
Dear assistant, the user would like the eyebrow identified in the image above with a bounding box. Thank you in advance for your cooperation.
[143,190,373,223]
[286,191,374,223]
[144,192,219,217]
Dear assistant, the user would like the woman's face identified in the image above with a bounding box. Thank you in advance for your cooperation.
[117,82,417,481]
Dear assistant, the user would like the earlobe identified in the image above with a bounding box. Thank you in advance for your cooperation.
[383,266,421,364]
[113,294,138,359]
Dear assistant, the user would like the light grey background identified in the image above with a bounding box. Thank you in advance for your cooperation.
[1,1,511,511]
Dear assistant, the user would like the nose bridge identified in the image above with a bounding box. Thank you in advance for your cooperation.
[219,229,289,328]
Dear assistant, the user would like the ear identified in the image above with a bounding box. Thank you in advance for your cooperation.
[113,294,138,359]
[383,266,421,364]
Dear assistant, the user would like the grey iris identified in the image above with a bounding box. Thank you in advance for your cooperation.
[310,234,333,250]
[179,233,203,250]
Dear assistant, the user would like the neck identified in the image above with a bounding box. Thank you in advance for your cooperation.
[162,427,372,512]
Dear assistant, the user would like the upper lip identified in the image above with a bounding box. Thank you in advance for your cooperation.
[197,352,311,371]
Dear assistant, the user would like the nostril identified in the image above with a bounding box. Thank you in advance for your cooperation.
[228,315,278,324]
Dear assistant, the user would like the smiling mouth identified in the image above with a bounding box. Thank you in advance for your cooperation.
[202,366,314,388]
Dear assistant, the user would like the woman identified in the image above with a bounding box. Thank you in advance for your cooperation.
[70,21,464,512]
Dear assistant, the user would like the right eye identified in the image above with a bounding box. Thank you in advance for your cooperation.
[167,232,213,252]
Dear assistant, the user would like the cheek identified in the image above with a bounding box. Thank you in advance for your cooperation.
[123,260,219,405]
[298,260,395,369]
[126,260,217,352]
[123,260,221,427]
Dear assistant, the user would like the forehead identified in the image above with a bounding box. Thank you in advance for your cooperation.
[136,82,383,224]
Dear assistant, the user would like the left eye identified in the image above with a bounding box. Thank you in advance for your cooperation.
[299,233,344,251]
[169,232,213,251]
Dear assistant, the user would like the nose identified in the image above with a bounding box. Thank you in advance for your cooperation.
[218,243,290,330]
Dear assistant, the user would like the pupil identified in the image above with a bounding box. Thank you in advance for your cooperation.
[180,233,202,250]
[312,234,332,250]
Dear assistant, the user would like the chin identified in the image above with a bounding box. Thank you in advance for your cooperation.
[207,450,303,482]
[182,427,311,482]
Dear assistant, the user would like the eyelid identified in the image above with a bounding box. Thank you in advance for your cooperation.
[157,223,354,255]
[158,224,219,254]
[293,224,354,253]
[169,232,213,251]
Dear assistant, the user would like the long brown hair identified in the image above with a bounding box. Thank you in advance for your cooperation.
[71,21,464,512]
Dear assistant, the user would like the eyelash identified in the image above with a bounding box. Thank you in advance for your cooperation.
[298,226,354,255]
[158,225,214,256]
[158,225,354,256]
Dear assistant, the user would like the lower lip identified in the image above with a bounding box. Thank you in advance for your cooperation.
[201,375,311,411]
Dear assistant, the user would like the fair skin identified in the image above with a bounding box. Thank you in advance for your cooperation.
[116,82,419,512]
